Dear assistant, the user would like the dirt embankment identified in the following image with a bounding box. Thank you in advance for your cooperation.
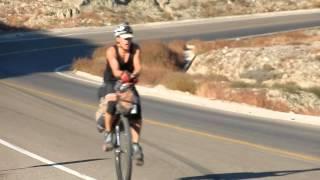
[72,28,320,116]
[188,28,320,115]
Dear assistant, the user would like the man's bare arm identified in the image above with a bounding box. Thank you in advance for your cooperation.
[106,47,123,77]
[132,48,142,77]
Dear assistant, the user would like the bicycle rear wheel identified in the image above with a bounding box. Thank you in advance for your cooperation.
[114,115,132,180]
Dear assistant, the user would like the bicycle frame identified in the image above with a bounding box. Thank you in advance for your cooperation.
[114,114,132,180]
[113,82,138,180]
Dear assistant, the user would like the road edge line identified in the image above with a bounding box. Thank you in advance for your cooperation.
[0,138,96,180]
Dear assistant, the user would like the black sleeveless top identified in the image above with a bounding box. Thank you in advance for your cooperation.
[103,43,137,83]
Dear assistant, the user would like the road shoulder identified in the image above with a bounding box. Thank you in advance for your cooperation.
[63,70,320,127]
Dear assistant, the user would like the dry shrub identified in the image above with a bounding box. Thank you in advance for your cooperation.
[171,0,194,10]
[307,86,320,99]
[160,71,197,94]
[71,45,107,77]
[230,90,268,107]
[188,38,253,54]
[139,40,191,87]
[139,65,173,85]
[231,81,265,89]
[140,40,182,70]
[315,55,320,62]
[272,82,301,94]
[311,48,320,54]
[71,40,188,86]
[72,57,105,77]
[282,31,311,39]
[247,29,320,46]
[188,29,320,54]
[297,108,320,116]
[264,99,291,113]
[167,40,186,68]
[196,82,292,113]
[190,37,279,53]
[108,14,126,24]
[193,73,229,82]
[6,16,26,28]
[92,46,108,63]
[161,11,174,21]
[196,82,228,99]
[78,12,102,21]
[199,2,225,17]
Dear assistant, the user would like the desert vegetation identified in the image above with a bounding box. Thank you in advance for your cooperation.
[72,40,194,89]
[72,27,320,115]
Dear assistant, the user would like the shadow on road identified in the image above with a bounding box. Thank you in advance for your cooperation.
[179,168,320,180]
[0,21,101,80]
[180,168,320,180]
[0,158,109,173]
[0,21,32,33]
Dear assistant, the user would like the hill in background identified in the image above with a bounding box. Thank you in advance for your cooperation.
[0,0,319,32]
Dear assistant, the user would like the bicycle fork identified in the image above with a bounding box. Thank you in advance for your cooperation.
[115,125,121,155]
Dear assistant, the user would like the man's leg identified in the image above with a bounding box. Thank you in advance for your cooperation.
[131,120,142,143]
[130,88,144,165]
[104,112,113,132]
[102,100,117,152]
[96,95,115,133]
[131,119,144,166]
[102,112,114,152]
[102,111,114,152]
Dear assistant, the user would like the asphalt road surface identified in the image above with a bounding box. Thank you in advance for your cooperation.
[1,10,320,180]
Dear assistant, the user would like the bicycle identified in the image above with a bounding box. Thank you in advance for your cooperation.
[112,81,139,180]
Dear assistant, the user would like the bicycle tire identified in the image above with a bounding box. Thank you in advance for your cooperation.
[114,115,132,180]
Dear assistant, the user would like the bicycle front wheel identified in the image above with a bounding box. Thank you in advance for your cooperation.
[114,115,132,180]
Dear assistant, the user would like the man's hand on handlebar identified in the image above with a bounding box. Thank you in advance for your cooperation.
[129,73,138,84]
[120,71,138,83]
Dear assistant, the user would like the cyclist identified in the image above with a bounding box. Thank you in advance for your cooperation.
[96,22,144,165]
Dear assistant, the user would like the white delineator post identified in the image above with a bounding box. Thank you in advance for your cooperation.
[184,44,196,70]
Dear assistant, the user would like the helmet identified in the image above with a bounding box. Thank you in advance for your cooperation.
[113,22,134,38]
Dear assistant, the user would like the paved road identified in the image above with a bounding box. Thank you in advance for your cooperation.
[1,10,320,180]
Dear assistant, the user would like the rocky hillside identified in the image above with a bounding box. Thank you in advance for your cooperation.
[0,0,319,31]
[187,28,320,115]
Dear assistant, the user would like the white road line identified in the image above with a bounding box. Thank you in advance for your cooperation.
[0,138,96,180]
[55,65,101,85]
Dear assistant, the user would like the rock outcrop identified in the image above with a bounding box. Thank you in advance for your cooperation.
[188,43,320,88]
[187,28,320,115]
[0,0,319,30]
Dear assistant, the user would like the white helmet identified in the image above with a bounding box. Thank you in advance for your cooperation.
[113,22,134,38]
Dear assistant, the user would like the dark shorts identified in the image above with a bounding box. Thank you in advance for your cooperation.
[97,81,116,99]
[98,81,142,121]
